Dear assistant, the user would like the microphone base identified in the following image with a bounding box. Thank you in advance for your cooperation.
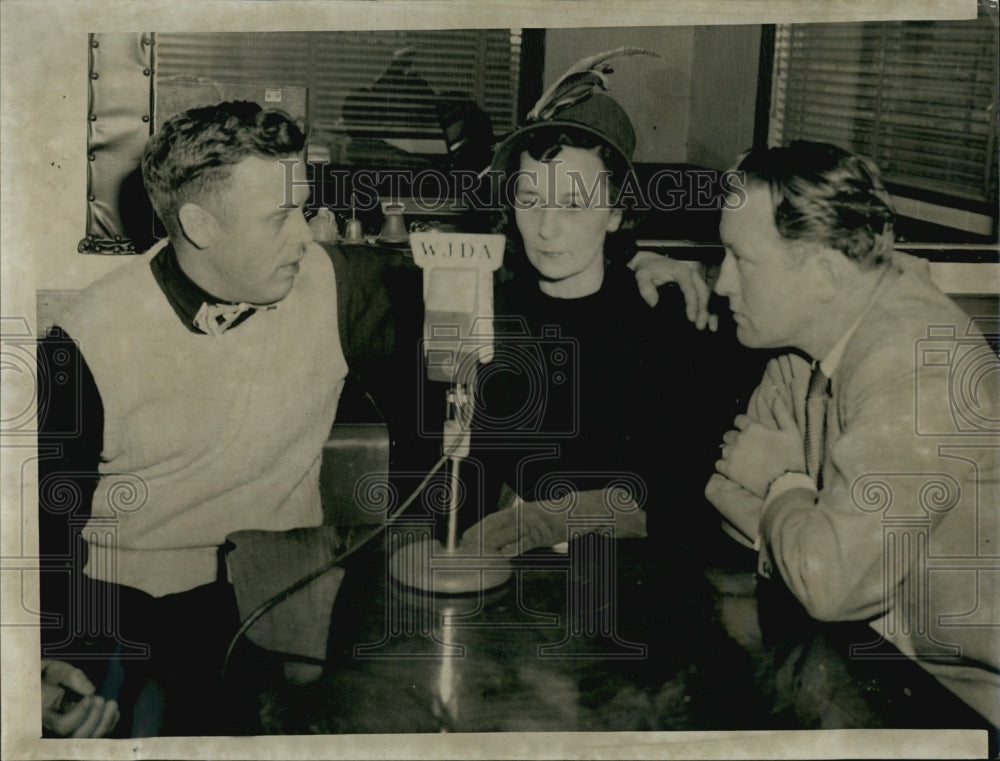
[389,538,512,595]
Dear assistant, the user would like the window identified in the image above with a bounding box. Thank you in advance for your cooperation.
[767,5,998,239]
[82,30,532,253]
[155,31,524,159]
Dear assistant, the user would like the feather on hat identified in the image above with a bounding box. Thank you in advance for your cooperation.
[488,47,662,176]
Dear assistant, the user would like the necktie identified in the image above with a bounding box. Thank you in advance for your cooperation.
[193,302,256,337]
[804,363,831,490]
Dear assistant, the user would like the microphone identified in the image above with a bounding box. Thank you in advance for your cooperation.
[410,232,505,386]
[392,231,514,592]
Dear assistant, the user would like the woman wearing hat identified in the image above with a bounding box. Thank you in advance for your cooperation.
[460,54,759,557]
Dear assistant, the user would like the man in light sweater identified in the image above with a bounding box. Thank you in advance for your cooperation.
[705,141,999,727]
[37,101,350,736]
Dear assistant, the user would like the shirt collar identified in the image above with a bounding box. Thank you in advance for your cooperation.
[818,310,864,378]
[150,242,268,335]
[818,265,894,378]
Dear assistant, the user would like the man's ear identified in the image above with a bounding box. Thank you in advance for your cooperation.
[811,247,844,303]
[606,209,623,234]
[177,202,219,250]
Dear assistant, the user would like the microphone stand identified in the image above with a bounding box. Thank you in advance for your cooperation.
[442,383,470,553]
[388,378,512,595]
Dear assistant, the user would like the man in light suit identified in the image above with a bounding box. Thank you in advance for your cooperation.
[706,141,999,725]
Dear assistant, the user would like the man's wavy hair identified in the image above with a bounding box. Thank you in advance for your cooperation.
[734,141,896,270]
[141,100,307,235]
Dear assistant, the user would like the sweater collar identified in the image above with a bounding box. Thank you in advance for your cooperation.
[150,243,262,335]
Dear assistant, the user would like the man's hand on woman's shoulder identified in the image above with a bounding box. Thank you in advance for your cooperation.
[628,252,718,331]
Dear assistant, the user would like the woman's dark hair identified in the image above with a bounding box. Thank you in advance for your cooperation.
[492,126,640,274]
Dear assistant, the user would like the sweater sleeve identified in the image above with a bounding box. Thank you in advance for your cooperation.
[319,242,397,367]
[758,332,998,623]
[705,354,807,547]
[36,326,104,652]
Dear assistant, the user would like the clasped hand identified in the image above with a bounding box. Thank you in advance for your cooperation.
[715,403,805,499]
[41,659,119,738]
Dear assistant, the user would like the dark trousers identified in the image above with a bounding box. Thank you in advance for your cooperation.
[43,574,268,736]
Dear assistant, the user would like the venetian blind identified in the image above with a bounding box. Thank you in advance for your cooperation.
[768,13,998,209]
[155,30,523,139]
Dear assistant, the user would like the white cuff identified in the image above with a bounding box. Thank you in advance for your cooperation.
[763,472,815,510]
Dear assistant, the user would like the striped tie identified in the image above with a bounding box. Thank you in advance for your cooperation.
[804,363,831,490]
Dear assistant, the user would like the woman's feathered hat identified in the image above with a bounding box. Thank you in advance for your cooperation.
[488,47,661,177]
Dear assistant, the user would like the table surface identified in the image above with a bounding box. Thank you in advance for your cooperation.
[250,531,994,740]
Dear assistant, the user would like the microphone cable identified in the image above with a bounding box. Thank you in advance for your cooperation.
[220,449,453,678]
